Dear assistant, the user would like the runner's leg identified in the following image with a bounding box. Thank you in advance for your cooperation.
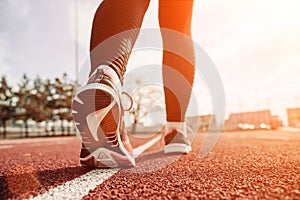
[159,0,195,123]
[73,0,151,168]
[159,0,195,153]
[90,0,151,80]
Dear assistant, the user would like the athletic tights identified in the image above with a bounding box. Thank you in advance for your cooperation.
[90,0,195,122]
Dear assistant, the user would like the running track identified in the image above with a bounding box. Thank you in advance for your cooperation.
[1,130,300,199]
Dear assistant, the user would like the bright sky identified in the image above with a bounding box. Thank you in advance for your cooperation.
[0,0,300,123]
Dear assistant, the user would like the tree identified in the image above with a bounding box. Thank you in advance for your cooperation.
[128,84,163,134]
[0,76,14,138]
[0,73,75,138]
[30,76,50,134]
[61,73,75,135]
[43,79,56,134]
[14,74,44,137]
[48,73,74,135]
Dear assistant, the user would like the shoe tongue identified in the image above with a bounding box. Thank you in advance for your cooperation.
[101,65,122,92]
[172,129,179,134]
[89,65,122,91]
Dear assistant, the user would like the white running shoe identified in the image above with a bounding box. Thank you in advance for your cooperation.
[72,65,135,168]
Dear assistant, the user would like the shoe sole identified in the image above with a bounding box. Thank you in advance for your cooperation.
[72,83,135,168]
[80,148,135,168]
[164,143,192,154]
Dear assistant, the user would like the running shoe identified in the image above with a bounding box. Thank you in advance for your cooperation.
[72,65,135,168]
[164,129,191,154]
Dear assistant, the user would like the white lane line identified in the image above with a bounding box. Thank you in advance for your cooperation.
[133,135,162,158]
[30,169,118,200]
[29,135,162,200]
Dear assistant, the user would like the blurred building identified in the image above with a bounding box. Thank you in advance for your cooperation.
[186,115,216,132]
[271,115,283,129]
[287,108,300,128]
[223,110,282,131]
[199,114,216,131]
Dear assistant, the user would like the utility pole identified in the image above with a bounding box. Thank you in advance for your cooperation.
[75,0,79,79]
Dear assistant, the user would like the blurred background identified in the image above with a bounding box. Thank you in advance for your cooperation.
[0,0,300,138]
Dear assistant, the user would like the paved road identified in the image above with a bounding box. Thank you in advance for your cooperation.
[0,130,300,199]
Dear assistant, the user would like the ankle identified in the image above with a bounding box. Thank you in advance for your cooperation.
[165,121,187,137]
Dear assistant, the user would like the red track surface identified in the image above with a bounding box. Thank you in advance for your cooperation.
[1,131,300,199]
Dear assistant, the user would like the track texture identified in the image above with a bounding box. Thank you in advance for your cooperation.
[83,132,300,199]
[0,131,300,199]
[0,137,89,199]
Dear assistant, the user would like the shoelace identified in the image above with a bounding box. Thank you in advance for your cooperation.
[105,131,119,147]
[91,68,133,112]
